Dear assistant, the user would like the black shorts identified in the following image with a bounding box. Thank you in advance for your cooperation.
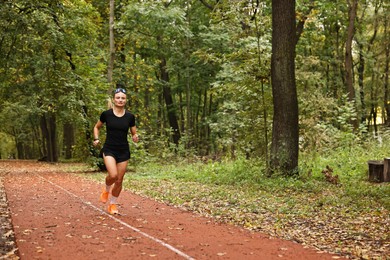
[102,145,130,163]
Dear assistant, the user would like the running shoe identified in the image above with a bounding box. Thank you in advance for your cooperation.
[100,189,109,203]
[107,204,118,214]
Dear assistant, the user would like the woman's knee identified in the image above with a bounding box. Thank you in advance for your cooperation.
[115,176,124,185]
[106,173,118,183]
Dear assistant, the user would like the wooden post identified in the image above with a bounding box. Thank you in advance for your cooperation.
[367,160,384,182]
[383,158,390,182]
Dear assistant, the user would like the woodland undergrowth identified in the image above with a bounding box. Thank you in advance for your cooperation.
[81,137,390,260]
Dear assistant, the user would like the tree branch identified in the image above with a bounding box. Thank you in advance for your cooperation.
[198,0,214,10]
[295,2,314,45]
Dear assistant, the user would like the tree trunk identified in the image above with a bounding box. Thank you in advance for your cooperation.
[30,118,44,158]
[82,105,99,159]
[40,113,58,162]
[384,158,390,182]
[157,91,164,136]
[159,57,181,145]
[384,19,390,126]
[178,81,185,134]
[17,143,24,159]
[270,0,299,175]
[195,89,202,149]
[207,93,213,155]
[357,42,366,124]
[14,134,24,159]
[47,112,58,162]
[201,88,208,154]
[63,122,74,159]
[357,2,379,126]
[261,79,269,166]
[186,78,191,134]
[107,0,115,90]
[345,0,358,127]
[334,8,344,98]
[40,115,49,160]
[370,106,378,136]
[142,80,151,152]
[368,160,384,182]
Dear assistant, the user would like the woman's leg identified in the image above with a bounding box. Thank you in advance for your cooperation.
[100,155,118,204]
[111,160,128,197]
[107,160,128,214]
[103,155,119,186]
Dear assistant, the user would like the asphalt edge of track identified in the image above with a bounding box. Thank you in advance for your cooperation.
[0,174,20,260]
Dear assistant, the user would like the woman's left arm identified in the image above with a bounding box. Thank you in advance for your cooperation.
[130,126,138,143]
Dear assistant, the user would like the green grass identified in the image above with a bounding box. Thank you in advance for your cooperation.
[74,142,390,259]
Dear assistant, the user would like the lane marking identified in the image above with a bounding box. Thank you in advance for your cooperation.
[37,174,195,260]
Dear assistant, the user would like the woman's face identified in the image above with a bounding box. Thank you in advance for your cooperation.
[113,92,127,107]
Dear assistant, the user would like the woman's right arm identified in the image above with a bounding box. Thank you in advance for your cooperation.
[93,120,104,146]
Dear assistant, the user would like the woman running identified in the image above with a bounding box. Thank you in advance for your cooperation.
[92,87,139,214]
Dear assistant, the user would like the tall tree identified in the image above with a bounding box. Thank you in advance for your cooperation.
[270,0,299,175]
[159,55,181,145]
[0,0,103,161]
[384,18,390,126]
[345,0,358,128]
[119,2,191,146]
[108,0,115,90]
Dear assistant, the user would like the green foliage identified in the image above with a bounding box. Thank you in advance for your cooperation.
[0,0,105,160]
[198,3,272,159]
[299,89,366,154]
[1,0,387,256]
[1,0,389,170]
[82,138,389,258]
[121,143,390,210]
[0,132,16,159]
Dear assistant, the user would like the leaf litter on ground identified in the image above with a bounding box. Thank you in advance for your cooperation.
[66,162,389,260]
[120,177,389,260]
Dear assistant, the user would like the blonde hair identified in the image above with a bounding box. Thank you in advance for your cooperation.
[107,97,113,109]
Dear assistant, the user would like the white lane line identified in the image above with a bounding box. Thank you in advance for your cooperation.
[37,174,195,260]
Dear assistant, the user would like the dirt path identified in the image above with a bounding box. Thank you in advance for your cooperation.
[1,161,343,259]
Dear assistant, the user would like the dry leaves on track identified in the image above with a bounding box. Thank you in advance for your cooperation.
[126,178,390,260]
[0,168,19,260]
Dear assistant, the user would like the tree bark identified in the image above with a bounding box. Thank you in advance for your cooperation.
[384,158,390,182]
[384,19,390,126]
[357,42,366,124]
[40,113,58,162]
[63,122,74,159]
[270,0,299,175]
[345,0,358,125]
[159,57,181,145]
[198,0,214,10]
[40,116,49,160]
[107,0,115,92]
[47,112,58,162]
[368,160,384,182]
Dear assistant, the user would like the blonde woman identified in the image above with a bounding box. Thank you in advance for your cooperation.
[93,87,139,214]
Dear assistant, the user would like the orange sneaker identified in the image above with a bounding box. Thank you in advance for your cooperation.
[100,189,109,203]
[107,204,118,215]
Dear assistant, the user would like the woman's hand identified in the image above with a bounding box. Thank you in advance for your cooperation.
[93,139,100,146]
[132,134,139,143]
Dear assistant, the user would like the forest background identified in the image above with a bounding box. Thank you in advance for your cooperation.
[0,0,389,258]
[0,0,389,169]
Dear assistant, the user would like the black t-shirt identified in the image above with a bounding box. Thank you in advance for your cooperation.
[100,109,136,148]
